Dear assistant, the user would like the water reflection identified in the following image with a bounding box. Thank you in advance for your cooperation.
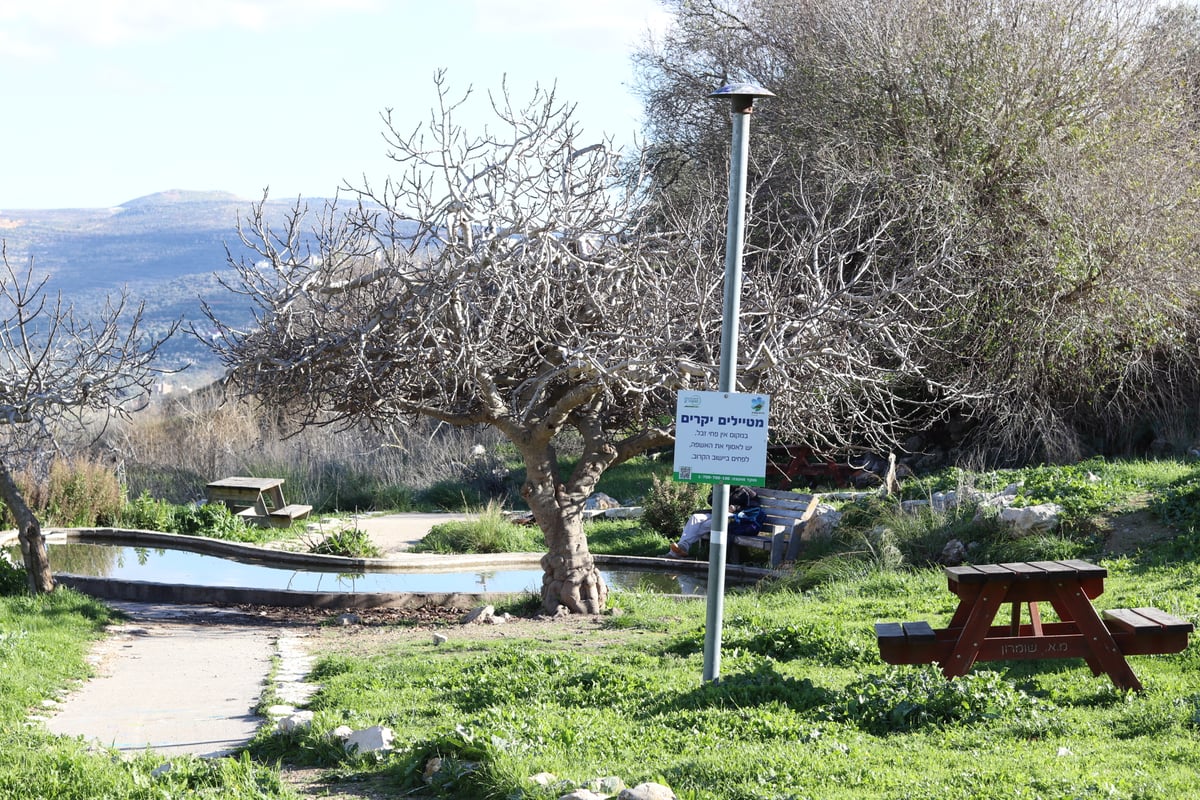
[4,541,711,596]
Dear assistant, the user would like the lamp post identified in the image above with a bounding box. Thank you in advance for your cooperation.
[702,81,774,683]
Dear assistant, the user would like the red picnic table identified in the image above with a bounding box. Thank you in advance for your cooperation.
[876,560,1192,692]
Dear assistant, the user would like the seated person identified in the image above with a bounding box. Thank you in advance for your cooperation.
[666,486,759,558]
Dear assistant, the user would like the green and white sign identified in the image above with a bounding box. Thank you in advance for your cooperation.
[673,390,770,486]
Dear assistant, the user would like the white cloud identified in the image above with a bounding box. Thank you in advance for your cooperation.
[0,0,380,57]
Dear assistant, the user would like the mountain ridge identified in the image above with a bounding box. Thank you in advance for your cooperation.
[0,191,335,374]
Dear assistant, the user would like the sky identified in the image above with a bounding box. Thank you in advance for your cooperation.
[0,0,673,210]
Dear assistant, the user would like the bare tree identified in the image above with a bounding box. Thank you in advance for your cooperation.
[206,74,966,613]
[0,245,176,593]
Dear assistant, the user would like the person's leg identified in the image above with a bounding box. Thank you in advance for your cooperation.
[669,512,712,556]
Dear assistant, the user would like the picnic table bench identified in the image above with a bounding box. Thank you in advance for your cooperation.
[204,476,312,528]
[708,487,825,567]
[875,559,1193,691]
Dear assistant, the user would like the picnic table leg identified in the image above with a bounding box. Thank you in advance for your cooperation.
[1052,582,1142,692]
[943,582,1010,678]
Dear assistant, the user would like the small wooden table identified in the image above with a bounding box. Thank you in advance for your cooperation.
[204,476,311,528]
[876,560,1192,692]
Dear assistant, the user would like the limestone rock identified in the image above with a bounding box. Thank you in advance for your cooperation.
[530,772,559,787]
[277,711,314,732]
[432,633,448,645]
[619,783,678,800]
[559,790,607,800]
[999,503,1063,535]
[345,725,394,754]
[461,605,495,625]
[585,492,622,510]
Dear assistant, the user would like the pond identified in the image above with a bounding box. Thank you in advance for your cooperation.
[5,539,712,597]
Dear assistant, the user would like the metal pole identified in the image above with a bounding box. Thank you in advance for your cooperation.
[702,83,773,683]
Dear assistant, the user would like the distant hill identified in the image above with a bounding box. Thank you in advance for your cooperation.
[0,191,338,376]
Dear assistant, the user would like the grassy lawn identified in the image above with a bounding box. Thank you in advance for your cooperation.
[5,456,1200,798]
[242,553,1200,800]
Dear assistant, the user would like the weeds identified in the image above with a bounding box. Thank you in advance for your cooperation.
[308,525,382,558]
[413,501,544,554]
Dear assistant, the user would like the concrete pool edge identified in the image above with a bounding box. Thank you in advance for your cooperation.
[3,527,775,610]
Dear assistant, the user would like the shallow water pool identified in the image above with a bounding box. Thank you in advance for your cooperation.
[6,541,709,596]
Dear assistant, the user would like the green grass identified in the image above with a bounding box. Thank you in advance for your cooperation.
[246,559,1200,799]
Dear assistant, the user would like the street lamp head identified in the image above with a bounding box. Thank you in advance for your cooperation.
[710,82,775,113]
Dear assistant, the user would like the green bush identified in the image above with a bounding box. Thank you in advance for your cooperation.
[118,491,175,532]
[0,555,26,595]
[413,503,543,554]
[309,525,382,558]
[171,502,252,540]
[639,475,706,539]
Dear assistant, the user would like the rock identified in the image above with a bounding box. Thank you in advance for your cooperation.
[277,711,314,732]
[940,539,967,566]
[559,790,607,800]
[585,492,622,510]
[604,505,644,519]
[423,756,443,782]
[586,776,627,794]
[487,612,512,625]
[337,613,361,626]
[345,725,394,754]
[432,633,448,645]
[530,772,559,787]
[265,704,295,717]
[461,605,495,625]
[619,783,678,800]
[806,506,842,540]
[329,725,353,741]
[999,503,1063,535]
[151,762,174,778]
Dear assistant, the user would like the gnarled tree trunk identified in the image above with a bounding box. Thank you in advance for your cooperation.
[0,462,52,593]
[521,460,608,615]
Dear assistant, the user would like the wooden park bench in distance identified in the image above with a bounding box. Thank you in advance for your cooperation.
[875,559,1193,692]
[705,487,825,567]
[204,476,312,528]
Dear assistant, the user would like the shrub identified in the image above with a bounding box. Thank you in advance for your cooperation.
[309,525,382,558]
[118,492,175,532]
[3,458,123,528]
[0,553,26,595]
[639,475,706,539]
[413,502,543,554]
[171,502,252,540]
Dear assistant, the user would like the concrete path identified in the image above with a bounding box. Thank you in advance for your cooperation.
[43,603,279,758]
[39,512,465,758]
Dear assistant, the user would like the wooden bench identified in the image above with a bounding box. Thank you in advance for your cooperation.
[724,487,825,567]
[1102,607,1193,656]
[268,503,313,528]
[875,620,940,664]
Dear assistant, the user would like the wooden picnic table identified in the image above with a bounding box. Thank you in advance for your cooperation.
[204,476,311,528]
[876,560,1192,692]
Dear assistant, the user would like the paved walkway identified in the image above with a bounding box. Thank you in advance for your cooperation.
[37,512,466,758]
